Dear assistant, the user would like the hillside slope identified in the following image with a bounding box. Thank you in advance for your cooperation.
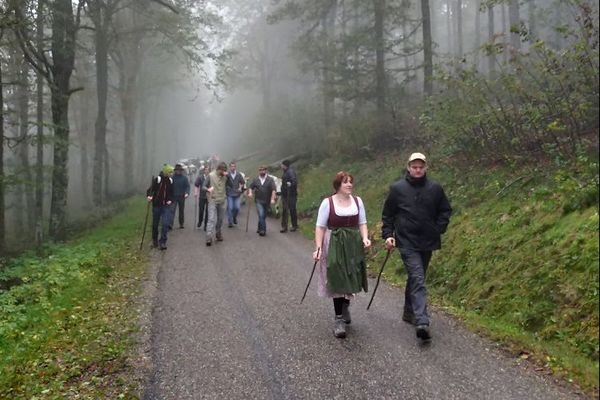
[295,153,599,394]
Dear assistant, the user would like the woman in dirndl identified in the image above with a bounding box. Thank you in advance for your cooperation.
[313,171,371,338]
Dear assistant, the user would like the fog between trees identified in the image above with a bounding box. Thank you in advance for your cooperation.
[0,0,597,252]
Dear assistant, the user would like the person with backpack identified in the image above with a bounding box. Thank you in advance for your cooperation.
[146,164,175,250]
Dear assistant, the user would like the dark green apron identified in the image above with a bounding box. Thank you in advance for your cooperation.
[326,227,368,294]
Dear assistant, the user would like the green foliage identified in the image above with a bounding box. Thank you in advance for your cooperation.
[297,154,599,393]
[422,1,599,164]
[0,198,147,399]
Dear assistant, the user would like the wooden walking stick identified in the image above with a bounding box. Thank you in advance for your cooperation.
[367,248,392,310]
[300,247,321,304]
[245,190,252,232]
[139,200,151,251]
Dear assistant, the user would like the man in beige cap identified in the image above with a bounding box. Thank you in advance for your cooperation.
[381,152,452,341]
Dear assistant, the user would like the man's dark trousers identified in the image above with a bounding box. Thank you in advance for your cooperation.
[197,197,208,230]
[152,206,172,245]
[281,193,298,230]
[171,196,186,227]
[400,249,433,326]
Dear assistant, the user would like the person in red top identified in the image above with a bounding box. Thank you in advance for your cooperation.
[313,171,371,338]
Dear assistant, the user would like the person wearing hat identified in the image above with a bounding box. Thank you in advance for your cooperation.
[202,161,228,246]
[381,152,452,341]
[247,165,277,236]
[146,164,175,250]
[280,160,299,233]
[170,163,191,229]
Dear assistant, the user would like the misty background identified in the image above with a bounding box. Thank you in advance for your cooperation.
[0,0,597,252]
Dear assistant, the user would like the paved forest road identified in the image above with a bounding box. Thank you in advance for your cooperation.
[142,201,579,400]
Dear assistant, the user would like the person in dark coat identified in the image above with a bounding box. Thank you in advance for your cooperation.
[193,165,210,231]
[146,164,175,250]
[280,160,299,232]
[226,161,246,227]
[248,165,277,236]
[170,163,190,229]
[381,152,452,342]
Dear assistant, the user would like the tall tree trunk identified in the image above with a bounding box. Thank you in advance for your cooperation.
[488,4,496,79]
[0,53,5,254]
[528,0,536,40]
[17,56,33,236]
[508,0,521,50]
[474,0,482,68]
[321,1,337,134]
[421,0,433,95]
[48,0,77,241]
[456,0,463,58]
[374,0,386,117]
[501,2,508,64]
[92,6,109,206]
[35,1,44,249]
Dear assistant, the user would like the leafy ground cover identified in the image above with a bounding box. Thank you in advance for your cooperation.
[296,153,599,395]
[0,198,148,399]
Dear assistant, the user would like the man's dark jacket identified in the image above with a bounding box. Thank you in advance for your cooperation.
[281,167,297,197]
[381,172,452,251]
[194,174,208,199]
[172,173,190,197]
[146,173,174,207]
[250,176,276,204]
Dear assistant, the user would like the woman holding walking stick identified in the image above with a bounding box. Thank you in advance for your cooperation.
[312,171,371,338]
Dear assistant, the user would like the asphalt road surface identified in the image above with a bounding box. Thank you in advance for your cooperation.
[142,200,581,400]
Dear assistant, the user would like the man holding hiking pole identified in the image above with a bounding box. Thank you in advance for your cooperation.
[381,152,452,342]
[146,164,175,250]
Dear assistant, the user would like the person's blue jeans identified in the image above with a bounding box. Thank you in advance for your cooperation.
[152,205,172,245]
[227,195,242,225]
[400,249,433,326]
[255,201,268,233]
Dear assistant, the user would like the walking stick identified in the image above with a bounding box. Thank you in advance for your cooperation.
[367,248,392,310]
[245,190,252,232]
[194,195,198,230]
[139,200,151,251]
[300,247,321,304]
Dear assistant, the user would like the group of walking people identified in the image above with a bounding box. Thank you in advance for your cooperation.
[147,160,299,248]
[147,152,452,342]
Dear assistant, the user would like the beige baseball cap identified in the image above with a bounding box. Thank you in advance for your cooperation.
[408,152,427,164]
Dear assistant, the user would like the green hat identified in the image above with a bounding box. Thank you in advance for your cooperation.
[162,164,174,175]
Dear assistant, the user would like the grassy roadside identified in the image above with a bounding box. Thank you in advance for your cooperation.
[0,198,148,399]
[295,153,599,395]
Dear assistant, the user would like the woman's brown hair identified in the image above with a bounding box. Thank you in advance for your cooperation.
[332,171,354,192]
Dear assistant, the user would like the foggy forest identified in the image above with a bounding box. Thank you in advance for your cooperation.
[0,0,597,253]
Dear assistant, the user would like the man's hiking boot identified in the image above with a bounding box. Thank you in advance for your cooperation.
[216,233,223,241]
[290,226,298,232]
[341,302,351,324]
[280,228,287,233]
[206,239,212,246]
[159,242,167,251]
[416,325,432,341]
[333,316,346,338]
[152,240,159,248]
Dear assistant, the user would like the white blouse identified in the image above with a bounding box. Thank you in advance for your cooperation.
[316,196,367,227]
